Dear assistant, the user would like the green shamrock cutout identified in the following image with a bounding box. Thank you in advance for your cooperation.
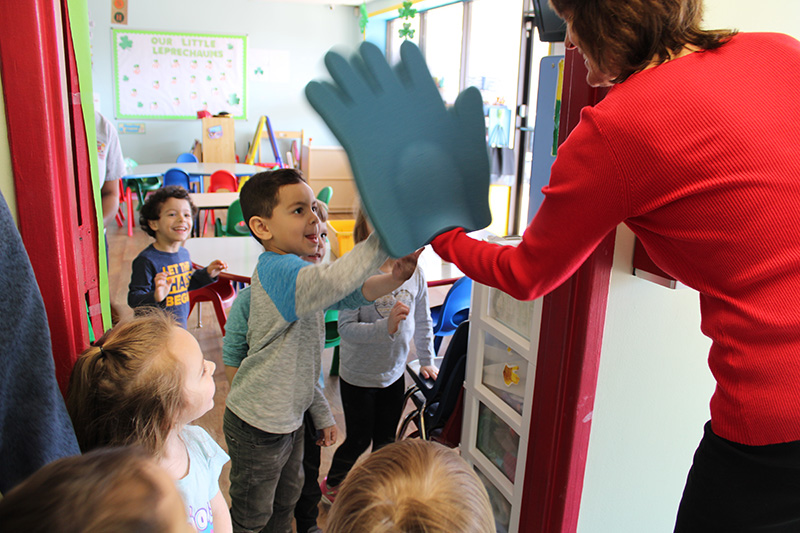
[229,93,240,105]
[399,23,415,39]
[398,1,416,19]
[359,3,369,34]
[119,35,133,50]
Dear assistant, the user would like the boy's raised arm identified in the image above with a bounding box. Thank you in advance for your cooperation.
[291,233,388,318]
[360,248,422,302]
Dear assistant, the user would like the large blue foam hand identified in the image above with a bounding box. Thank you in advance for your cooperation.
[305,40,491,257]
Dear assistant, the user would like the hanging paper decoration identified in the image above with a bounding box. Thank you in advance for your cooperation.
[398,1,416,40]
[359,3,369,37]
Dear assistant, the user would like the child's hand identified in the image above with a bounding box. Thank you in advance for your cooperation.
[419,365,439,380]
[387,302,409,335]
[154,272,170,302]
[391,248,423,282]
[317,425,338,447]
[206,260,228,278]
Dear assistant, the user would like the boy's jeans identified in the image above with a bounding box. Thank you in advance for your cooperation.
[224,408,304,533]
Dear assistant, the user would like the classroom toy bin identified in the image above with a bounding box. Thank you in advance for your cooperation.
[327,219,355,257]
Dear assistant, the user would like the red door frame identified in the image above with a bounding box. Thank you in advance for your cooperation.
[0,0,99,392]
[518,49,614,532]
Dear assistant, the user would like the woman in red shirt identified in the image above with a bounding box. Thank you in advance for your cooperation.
[432,0,800,531]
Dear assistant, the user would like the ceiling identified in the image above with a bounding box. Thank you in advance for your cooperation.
[258,0,377,5]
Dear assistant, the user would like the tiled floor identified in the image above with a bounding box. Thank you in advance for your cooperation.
[107,206,448,530]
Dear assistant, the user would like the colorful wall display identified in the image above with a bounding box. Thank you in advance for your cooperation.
[112,29,246,119]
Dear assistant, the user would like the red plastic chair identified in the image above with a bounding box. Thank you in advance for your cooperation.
[188,278,236,335]
[202,170,238,236]
[114,179,126,228]
[115,179,135,237]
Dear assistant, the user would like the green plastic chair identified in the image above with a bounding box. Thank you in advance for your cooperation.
[214,198,250,237]
[130,177,162,209]
[316,186,333,205]
[324,309,342,376]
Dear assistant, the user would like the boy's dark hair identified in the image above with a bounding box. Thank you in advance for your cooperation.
[239,169,306,242]
[138,185,198,237]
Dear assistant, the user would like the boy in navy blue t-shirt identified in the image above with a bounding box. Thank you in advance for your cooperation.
[128,185,226,328]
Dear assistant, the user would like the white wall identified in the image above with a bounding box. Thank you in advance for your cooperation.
[576,3,798,531]
[577,227,713,533]
[87,0,363,164]
[704,0,800,36]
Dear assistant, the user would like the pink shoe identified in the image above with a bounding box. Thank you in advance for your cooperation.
[320,477,339,504]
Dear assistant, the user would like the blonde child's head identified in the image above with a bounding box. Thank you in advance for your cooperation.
[0,446,191,533]
[66,308,216,458]
[326,439,495,533]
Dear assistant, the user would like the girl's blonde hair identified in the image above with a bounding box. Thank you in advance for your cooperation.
[326,439,495,533]
[66,308,184,457]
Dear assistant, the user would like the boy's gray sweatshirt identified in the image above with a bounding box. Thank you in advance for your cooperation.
[225,233,386,434]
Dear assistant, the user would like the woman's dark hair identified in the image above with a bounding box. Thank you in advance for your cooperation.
[138,185,198,237]
[550,0,737,83]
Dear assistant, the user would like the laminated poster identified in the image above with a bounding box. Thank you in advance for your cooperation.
[112,29,246,120]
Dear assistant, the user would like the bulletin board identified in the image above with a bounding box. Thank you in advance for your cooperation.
[112,29,246,120]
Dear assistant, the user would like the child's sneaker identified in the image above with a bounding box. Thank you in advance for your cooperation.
[320,477,339,504]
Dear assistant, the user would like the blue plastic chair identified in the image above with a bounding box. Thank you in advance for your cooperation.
[175,153,202,191]
[163,167,191,190]
[430,276,472,354]
[176,152,198,163]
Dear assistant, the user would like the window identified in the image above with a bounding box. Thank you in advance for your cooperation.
[465,0,524,148]
[422,3,464,105]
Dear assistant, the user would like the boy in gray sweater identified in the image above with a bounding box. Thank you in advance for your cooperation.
[223,169,419,533]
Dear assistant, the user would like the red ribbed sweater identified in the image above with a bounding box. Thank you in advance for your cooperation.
[433,33,800,446]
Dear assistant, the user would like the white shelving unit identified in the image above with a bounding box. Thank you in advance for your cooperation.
[461,263,544,532]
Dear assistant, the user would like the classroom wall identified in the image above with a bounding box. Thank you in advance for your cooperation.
[576,2,799,532]
[87,0,363,164]
[0,75,15,223]
[577,227,714,532]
